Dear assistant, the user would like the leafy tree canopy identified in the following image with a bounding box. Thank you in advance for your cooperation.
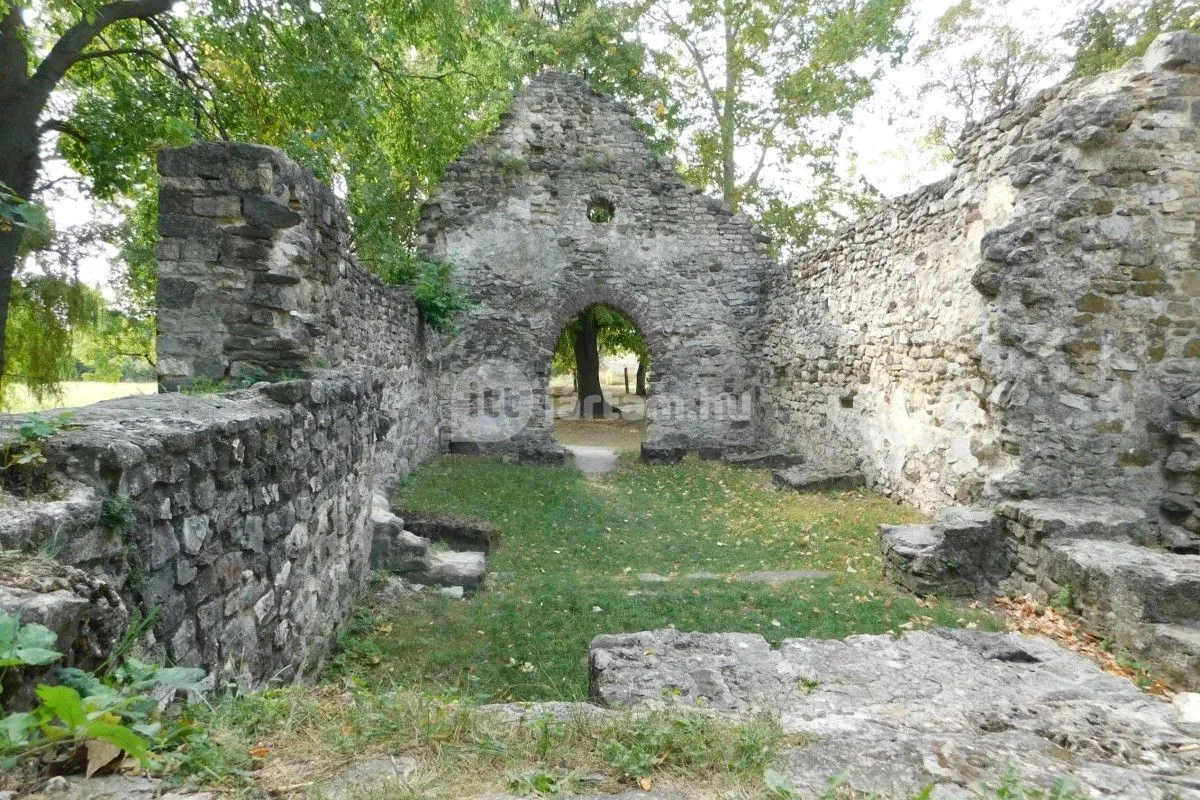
[1066,0,1200,77]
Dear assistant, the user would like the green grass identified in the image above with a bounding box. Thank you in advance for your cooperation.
[342,455,998,702]
[3,381,156,413]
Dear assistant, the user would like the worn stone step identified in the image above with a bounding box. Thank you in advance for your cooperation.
[397,509,500,554]
[880,507,1007,597]
[1042,539,1200,626]
[724,451,806,470]
[369,493,429,572]
[1146,623,1200,689]
[998,497,1149,544]
[415,550,487,592]
[773,461,863,493]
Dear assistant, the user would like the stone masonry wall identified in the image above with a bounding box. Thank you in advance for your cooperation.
[155,142,441,479]
[761,33,1200,527]
[1,143,441,687]
[419,72,773,451]
[3,377,388,686]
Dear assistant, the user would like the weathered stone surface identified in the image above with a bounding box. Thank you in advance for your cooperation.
[998,497,1149,542]
[757,33,1200,522]
[474,701,614,726]
[398,510,500,554]
[639,443,685,465]
[1042,539,1200,625]
[37,775,216,799]
[422,71,769,452]
[723,451,805,470]
[589,628,1199,798]
[881,507,1007,596]
[370,494,429,573]
[318,756,418,800]
[518,442,568,467]
[417,550,486,592]
[772,462,864,493]
[0,559,128,707]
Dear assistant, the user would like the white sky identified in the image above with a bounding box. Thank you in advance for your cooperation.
[46,0,1088,294]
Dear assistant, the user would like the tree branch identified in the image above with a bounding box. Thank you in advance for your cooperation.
[28,0,176,106]
[38,119,88,143]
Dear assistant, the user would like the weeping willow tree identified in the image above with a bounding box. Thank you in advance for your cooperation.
[4,274,102,407]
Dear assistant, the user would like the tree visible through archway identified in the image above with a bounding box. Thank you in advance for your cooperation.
[551,305,649,420]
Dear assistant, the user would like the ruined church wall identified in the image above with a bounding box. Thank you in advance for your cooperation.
[761,34,1200,520]
[1,143,442,686]
[419,73,773,451]
[155,142,442,479]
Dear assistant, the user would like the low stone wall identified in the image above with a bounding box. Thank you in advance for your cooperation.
[1,143,442,688]
[2,374,397,686]
[760,33,1200,525]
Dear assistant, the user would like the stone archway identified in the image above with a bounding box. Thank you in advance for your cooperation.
[420,72,772,455]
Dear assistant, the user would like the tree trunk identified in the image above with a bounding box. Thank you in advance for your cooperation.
[573,310,619,419]
[635,359,647,397]
[0,0,176,389]
[0,11,39,391]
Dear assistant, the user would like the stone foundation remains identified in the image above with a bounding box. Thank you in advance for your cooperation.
[2,144,439,688]
[2,34,1200,695]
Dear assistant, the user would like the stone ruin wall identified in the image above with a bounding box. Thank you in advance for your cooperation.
[761,33,1200,542]
[1,143,441,687]
[418,72,773,452]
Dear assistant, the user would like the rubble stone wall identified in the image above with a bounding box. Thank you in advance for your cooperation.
[761,33,1200,528]
[418,72,773,451]
[1,144,441,687]
[155,142,441,479]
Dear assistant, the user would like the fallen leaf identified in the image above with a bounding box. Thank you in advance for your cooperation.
[86,740,123,778]
[638,777,653,790]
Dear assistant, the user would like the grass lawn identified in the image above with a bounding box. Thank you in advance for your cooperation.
[338,455,998,702]
[3,381,156,413]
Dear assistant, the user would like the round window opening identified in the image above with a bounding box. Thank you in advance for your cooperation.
[587,197,615,224]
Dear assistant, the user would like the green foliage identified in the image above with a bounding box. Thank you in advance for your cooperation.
[646,0,910,249]
[2,274,102,409]
[1066,1,1200,78]
[0,611,210,775]
[412,259,476,334]
[508,768,578,795]
[552,305,649,377]
[361,456,996,702]
[99,495,134,534]
[494,154,530,177]
[603,711,782,781]
[0,615,61,671]
[913,1,1063,151]
[0,182,53,257]
[1,412,76,495]
[1051,583,1073,611]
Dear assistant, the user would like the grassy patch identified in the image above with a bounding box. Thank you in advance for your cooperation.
[353,456,997,702]
[194,685,799,798]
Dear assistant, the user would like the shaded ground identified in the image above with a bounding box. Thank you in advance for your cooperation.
[348,455,996,702]
[554,419,648,453]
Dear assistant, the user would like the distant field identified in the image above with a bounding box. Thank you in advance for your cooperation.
[4,382,157,414]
